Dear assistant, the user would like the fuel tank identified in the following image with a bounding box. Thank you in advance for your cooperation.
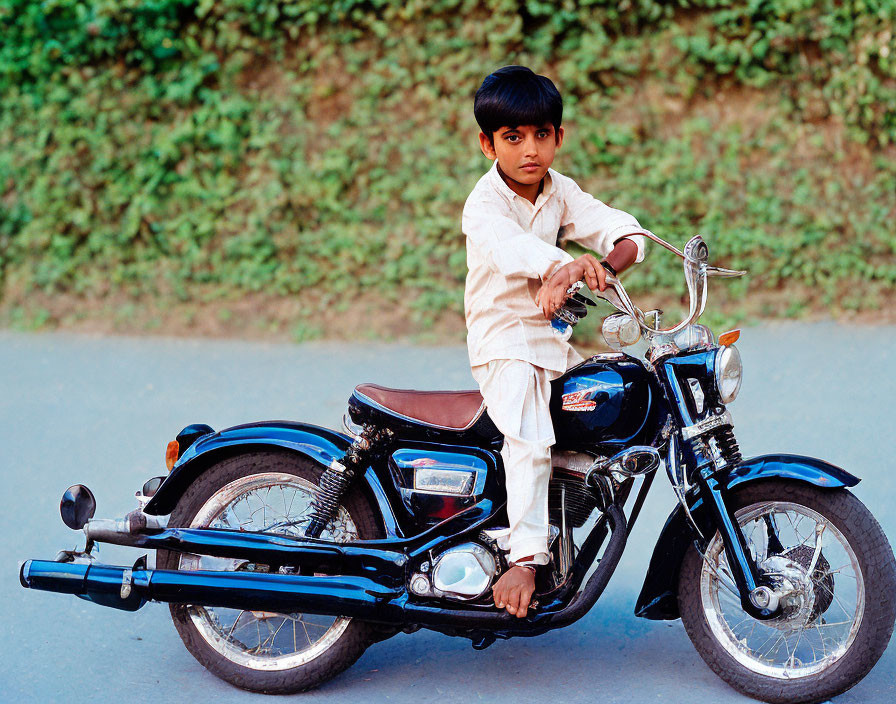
[550,353,666,454]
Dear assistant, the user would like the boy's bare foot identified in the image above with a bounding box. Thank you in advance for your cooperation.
[492,564,536,618]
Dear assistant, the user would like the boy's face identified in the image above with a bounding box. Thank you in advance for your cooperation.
[479,123,564,187]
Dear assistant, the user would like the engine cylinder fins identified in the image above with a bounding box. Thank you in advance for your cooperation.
[549,476,599,529]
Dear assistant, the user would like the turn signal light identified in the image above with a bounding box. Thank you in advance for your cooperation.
[165,440,180,471]
[719,329,741,346]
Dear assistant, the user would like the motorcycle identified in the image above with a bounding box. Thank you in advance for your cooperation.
[20,234,896,703]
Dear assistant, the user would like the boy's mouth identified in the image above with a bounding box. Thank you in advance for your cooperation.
[520,162,541,172]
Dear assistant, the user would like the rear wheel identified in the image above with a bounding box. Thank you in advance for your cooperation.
[678,480,896,704]
[157,450,382,693]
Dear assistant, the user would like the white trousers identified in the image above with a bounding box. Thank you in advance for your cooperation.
[471,359,560,565]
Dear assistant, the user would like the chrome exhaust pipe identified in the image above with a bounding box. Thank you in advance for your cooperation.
[22,506,627,632]
[20,559,404,617]
[20,560,147,612]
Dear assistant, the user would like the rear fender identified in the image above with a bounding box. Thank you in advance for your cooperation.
[634,453,860,621]
[142,421,400,537]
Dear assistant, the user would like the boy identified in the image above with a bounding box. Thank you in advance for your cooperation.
[463,66,648,617]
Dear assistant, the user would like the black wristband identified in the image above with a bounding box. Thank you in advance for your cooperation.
[600,260,617,276]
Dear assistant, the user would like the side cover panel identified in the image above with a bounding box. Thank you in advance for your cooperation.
[142,421,400,535]
[634,454,860,621]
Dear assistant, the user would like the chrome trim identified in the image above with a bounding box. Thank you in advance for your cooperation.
[342,413,362,439]
[589,473,616,507]
[701,501,865,680]
[430,543,497,600]
[665,433,704,540]
[559,484,573,579]
[353,389,487,432]
[410,574,430,595]
[589,352,627,361]
[412,467,475,496]
[647,341,679,362]
[686,378,705,415]
[601,312,641,350]
[705,435,729,471]
[391,448,488,497]
[591,233,746,338]
[587,446,661,479]
[84,510,169,544]
[714,345,743,404]
[184,472,356,670]
[410,543,498,600]
[681,410,733,441]
[749,585,779,612]
[120,568,133,599]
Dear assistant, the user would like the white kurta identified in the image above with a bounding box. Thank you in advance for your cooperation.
[463,160,647,375]
[463,160,648,564]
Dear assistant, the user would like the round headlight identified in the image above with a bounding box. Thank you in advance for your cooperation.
[714,345,743,404]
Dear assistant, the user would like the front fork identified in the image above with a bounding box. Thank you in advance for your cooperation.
[670,427,780,620]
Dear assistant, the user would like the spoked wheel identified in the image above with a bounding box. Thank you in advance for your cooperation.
[157,451,383,693]
[679,480,896,704]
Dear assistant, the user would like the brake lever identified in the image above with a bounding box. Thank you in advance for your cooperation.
[706,264,747,277]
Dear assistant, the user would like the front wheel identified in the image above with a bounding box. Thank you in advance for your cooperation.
[678,480,896,704]
[157,450,383,693]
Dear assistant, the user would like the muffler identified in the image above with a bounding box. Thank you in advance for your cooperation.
[20,504,627,633]
[20,559,404,618]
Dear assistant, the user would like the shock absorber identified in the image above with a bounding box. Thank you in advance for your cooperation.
[711,425,743,467]
[304,425,393,539]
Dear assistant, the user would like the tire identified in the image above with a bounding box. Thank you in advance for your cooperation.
[678,480,896,704]
[157,450,383,694]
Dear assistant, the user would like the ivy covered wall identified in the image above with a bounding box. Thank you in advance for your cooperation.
[2,1,894,338]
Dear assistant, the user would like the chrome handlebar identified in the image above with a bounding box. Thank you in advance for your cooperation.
[595,233,745,336]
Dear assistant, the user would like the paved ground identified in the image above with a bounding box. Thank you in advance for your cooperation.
[2,323,895,703]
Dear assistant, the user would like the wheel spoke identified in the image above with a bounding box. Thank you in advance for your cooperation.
[299,616,313,646]
[699,500,865,680]
[181,472,358,670]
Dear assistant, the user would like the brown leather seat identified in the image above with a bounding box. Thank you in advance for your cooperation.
[353,383,485,431]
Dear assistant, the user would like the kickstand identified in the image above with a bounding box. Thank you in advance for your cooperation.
[470,633,497,650]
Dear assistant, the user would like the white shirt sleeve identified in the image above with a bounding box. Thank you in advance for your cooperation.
[558,177,647,263]
[463,198,575,281]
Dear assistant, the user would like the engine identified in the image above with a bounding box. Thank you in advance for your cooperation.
[408,541,500,601]
[406,452,615,602]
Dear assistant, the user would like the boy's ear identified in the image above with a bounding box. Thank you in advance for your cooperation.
[478,131,497,160]
[555,126,564,147]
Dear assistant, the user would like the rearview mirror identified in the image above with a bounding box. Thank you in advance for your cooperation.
[60,484,96,530]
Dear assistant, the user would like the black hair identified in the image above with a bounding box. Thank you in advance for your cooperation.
[474,65,562,142]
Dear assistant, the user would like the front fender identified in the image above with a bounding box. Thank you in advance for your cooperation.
[142,421,400,536]
[634,453,860,621]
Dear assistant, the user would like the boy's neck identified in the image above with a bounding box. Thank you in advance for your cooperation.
[497,163,544,204]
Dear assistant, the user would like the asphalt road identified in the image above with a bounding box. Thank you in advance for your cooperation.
[2,323,895,704]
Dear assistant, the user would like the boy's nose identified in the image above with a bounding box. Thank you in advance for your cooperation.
[523,136,538,156]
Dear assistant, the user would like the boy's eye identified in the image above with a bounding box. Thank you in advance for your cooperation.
[505,134,520,143]
[537,130,550,138]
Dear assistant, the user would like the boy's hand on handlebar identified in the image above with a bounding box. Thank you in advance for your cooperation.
[538,255,608,319]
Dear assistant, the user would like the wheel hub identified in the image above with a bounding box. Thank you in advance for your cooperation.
[757,544,834,631]
[758,555,816,630]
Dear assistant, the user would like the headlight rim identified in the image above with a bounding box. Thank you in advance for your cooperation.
[714,344,743,404]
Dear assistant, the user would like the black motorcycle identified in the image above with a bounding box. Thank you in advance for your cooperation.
[20,234,896,703]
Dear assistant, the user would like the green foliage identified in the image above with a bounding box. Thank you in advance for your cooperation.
[1,0,894,334]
